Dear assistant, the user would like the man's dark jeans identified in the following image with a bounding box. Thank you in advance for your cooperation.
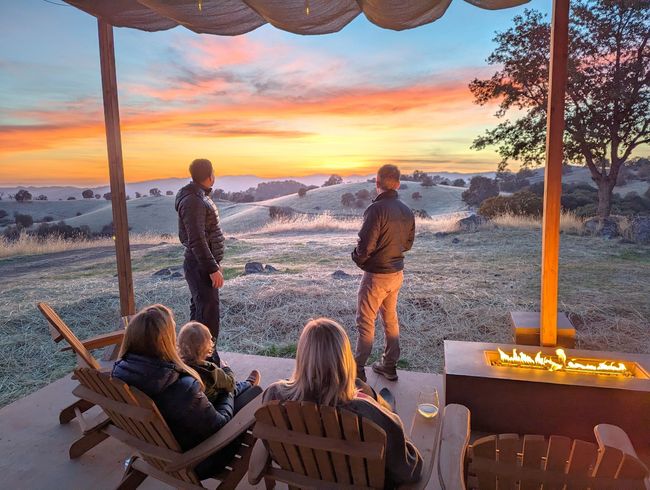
[184,255,220,340]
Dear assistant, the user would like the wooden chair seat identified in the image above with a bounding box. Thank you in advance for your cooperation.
[463,425,649,490]
[249,400,471,490]
[38,302,128,458]
[73,367,261,490]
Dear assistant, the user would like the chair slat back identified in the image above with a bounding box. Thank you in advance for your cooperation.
[467,432,649,490]
[73,367,200,485]
[38,302,100,369]
[254,400,387,489]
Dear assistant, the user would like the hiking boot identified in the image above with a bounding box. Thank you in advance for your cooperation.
[246,369,261,386]
[356,366,367,383]
[372,361,398,381]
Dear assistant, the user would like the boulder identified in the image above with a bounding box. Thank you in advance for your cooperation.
[630,216,650,244]
[584,216,622,239]
[434,232,449,238]
[162,271,184,280]
[153,268,172,276]
[332,270,352,279]
[412,209,431,219]
[245,262,264,274]
[457,214,485,232]
[451,237,461,244]
[264,264,279,272]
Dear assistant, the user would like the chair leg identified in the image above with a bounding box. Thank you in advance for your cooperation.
[59,399,94,424]
[263,478,276,490]
[216,431,256,490]
[116,457,148,490]
[69,430,110,459]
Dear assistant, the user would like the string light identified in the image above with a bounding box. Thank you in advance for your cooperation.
[305,0,310,15]
[198,0,202,12]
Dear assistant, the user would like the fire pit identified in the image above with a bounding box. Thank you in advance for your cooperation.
[444,340,650,450]
[489,347,643,377]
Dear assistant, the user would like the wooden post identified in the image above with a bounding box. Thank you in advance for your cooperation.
[98,20,136,317]
[540,0,570,346]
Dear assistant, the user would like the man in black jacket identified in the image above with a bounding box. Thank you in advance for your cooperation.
[352,164,415,382]
[175,159,225,342]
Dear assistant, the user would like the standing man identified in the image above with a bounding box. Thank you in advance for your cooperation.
[175,158,225,345]
[352,164,415,382]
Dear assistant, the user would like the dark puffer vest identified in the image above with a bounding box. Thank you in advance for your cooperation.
[175,182,225,273]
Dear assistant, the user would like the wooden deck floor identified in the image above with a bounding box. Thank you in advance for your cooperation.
[0,352,444,489]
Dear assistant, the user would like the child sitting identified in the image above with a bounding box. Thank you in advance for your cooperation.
[177,321,259,406]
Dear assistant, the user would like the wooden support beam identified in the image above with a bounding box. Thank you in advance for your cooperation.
[540,0,570,347]
[97,20,136,317]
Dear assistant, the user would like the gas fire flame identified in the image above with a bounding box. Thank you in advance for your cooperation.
[495,348,631,376]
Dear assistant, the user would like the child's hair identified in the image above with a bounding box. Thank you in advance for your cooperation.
[177,321,214,363]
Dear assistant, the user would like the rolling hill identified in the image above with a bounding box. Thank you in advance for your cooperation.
[35,181,467,235]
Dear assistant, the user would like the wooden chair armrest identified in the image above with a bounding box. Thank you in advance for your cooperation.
[399,405,442,490]
[165,393,262,472]
[61,330,124,352]
[594,424,639,458]
[437,404,471,490]
[248,439,271,485]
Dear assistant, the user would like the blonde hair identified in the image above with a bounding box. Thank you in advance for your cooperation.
[177,321,213,363]
[284,318,357,406]
[119,304,204,389]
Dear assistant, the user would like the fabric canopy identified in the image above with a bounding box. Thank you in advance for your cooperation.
[65,0,529,35]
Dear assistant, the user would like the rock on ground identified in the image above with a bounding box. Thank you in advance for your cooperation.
[584,216,623,239]
[244,262,264,274]
[457,214,485,232]
[630,216,650,244]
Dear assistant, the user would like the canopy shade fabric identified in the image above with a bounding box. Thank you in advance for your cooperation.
[65,0,530,35]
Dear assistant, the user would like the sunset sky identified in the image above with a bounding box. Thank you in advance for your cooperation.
[0,0,553,186]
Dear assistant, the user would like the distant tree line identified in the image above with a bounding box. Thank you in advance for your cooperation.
[213,180,319,203]
[461,161,650,218]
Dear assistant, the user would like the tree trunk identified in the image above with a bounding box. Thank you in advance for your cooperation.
[596,178,614,219]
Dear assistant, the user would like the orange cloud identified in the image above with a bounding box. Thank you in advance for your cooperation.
[0,74,501,185]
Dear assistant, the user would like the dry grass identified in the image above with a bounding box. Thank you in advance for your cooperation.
[2,225,648,408]
[0,232,175,259]
[485,212,584,235]
[254,212,466,236]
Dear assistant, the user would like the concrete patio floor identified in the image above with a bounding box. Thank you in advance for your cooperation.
[0,352,445,489]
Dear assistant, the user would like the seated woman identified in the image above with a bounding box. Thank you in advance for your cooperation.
[264,318,422,487]
[112,304,262,479]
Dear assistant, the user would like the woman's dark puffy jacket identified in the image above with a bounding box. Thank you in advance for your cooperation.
[175,182,225,274]
[112,353,234,451]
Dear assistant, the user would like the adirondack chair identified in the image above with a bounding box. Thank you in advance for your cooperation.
[248,400,471,490]
[73,367,261,490]
[463,425,650,490]
[38,301,127,458]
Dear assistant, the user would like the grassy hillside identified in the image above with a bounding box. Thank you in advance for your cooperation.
[220,182,464,233]
[529,166,649,196]
[263,181,464,216]
[0,199,108,223]
[64,196,178,234]
[24,182,466,235]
